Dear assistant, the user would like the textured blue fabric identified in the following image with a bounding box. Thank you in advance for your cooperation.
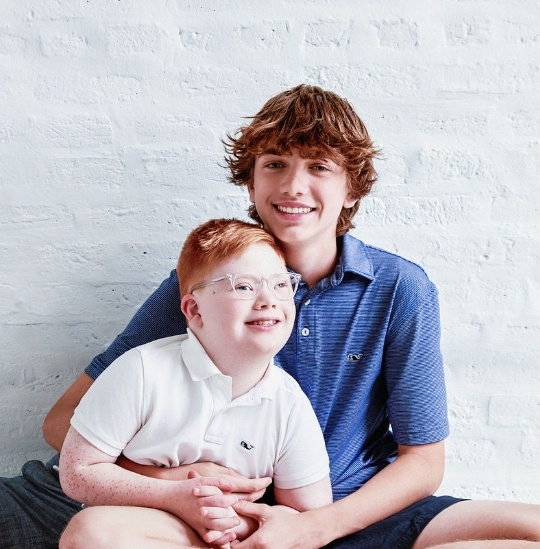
[86,233,449,501]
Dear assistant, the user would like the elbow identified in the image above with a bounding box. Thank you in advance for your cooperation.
[420,445,446,497]
[42,414,55,448]
[58,469,83,504]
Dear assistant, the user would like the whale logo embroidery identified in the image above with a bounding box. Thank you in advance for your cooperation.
[240,441,254,450]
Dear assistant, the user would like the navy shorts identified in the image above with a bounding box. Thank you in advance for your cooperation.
[323,495,463,549]
[0,454,82,549]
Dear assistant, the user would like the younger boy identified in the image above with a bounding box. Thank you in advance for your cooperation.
[58,218,332,548]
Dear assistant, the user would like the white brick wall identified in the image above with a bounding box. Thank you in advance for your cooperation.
[1,1,539,503]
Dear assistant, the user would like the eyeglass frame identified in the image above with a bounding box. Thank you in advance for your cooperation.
[189,272,301,300]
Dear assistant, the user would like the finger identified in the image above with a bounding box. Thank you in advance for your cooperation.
[228,475,272,493]
[204,528,237,545]
[201,504,237,520]
[232,500,269,520]
[197,494,238,509]
[193,485,224,497]
[239,486,267,502]
[188,469,201,479]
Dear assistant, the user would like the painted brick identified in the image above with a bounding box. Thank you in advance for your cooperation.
[1,1,539,501]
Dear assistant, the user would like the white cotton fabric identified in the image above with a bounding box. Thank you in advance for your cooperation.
[71,331,329,490]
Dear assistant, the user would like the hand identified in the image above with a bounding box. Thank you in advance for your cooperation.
[116,458,270,503]
[231,501,321,549]
[187,463,271,503]
[188,471,260,545]
[152,474,241,546]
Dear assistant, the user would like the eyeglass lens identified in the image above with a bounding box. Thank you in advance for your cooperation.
[232,274,297,300]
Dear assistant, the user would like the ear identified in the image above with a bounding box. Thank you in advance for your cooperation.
[247,180,255,203]
[343,192,358,209]
[181,294,203,328]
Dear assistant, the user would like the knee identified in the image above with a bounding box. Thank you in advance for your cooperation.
[59,508,111,549]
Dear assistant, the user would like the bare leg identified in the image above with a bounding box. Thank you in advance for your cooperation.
[413,500,540,549]
[427,543,540,549]
[59,505,210,549]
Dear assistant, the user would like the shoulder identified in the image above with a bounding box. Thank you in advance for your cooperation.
[270,366,314,410]
[136,334,188,353]
[127,334,188,371]
[344,233,436,295]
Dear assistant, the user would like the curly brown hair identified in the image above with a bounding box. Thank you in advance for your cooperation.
[224,84,380,236]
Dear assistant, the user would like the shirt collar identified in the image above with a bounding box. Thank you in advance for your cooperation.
[181,328,221,381]
[181,328,279,401]
[338,233,375,281]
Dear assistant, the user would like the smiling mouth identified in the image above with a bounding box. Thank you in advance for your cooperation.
[276,205,314,214]
[248,320,279,326]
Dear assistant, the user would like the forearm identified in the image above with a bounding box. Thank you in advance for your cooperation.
[115,454,191,480]
[294,441,445,546]
[61,461,181,511]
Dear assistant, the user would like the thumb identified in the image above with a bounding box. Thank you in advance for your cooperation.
[233,500,269,521]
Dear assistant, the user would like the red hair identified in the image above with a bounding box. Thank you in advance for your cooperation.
[177,218,285,297]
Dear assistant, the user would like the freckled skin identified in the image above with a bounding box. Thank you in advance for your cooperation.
[59,428,259,546]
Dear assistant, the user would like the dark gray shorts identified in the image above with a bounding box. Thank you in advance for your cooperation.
[1,456,461,549]
[323,495,463,549]
[0,454,82,549]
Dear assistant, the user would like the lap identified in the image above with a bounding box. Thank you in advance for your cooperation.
[324,495,463,549]
[61,505,206,548]
[413,499,540,548]
[0,454,82,549]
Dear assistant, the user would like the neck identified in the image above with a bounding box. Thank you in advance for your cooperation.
[208,350,272,400]
[282,238,339,288]
[229,362,270,400]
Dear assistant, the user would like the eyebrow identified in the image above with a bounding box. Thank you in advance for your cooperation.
[260,148,285,156]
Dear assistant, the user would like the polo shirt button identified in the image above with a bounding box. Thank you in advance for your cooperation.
[305,299,311,306]
[301,327,310,336]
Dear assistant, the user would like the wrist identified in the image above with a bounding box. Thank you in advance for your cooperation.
[301,505,342,547]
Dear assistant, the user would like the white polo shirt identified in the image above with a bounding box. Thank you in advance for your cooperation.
[71,332,329,490]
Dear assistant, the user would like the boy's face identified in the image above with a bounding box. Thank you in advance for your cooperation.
[183,242,296,366]
[249,149,357,250]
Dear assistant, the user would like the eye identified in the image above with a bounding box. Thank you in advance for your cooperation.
[273,276,294,297]
[234,276,257,293]
[235,282,255,292]
[265,161,284,169]
[311,164,330,172]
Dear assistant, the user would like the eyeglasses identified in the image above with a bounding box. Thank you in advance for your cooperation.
[190,272,301,300]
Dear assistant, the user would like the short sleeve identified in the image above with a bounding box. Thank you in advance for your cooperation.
[385,274,449,445]
[72,348,146,456]
[272,390,330,490]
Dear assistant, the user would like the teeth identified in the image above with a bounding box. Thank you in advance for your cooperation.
[251,320,277,326]
[277,205,312,214]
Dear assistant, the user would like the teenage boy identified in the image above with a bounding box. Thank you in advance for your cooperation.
[2,84,540,549]
[58,218,332,548]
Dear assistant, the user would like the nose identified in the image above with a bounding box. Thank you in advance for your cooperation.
[253,279,277,309]
[280,165,307,196]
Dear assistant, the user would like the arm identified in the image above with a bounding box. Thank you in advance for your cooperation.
[116,455,269,502]
[59,427,268,544]
[233,441,445,549]
[43,372,266,504]
[274,476,333,512]
[42,372,94,452]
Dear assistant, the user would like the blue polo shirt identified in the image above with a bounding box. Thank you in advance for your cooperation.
[86,233,449,501]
